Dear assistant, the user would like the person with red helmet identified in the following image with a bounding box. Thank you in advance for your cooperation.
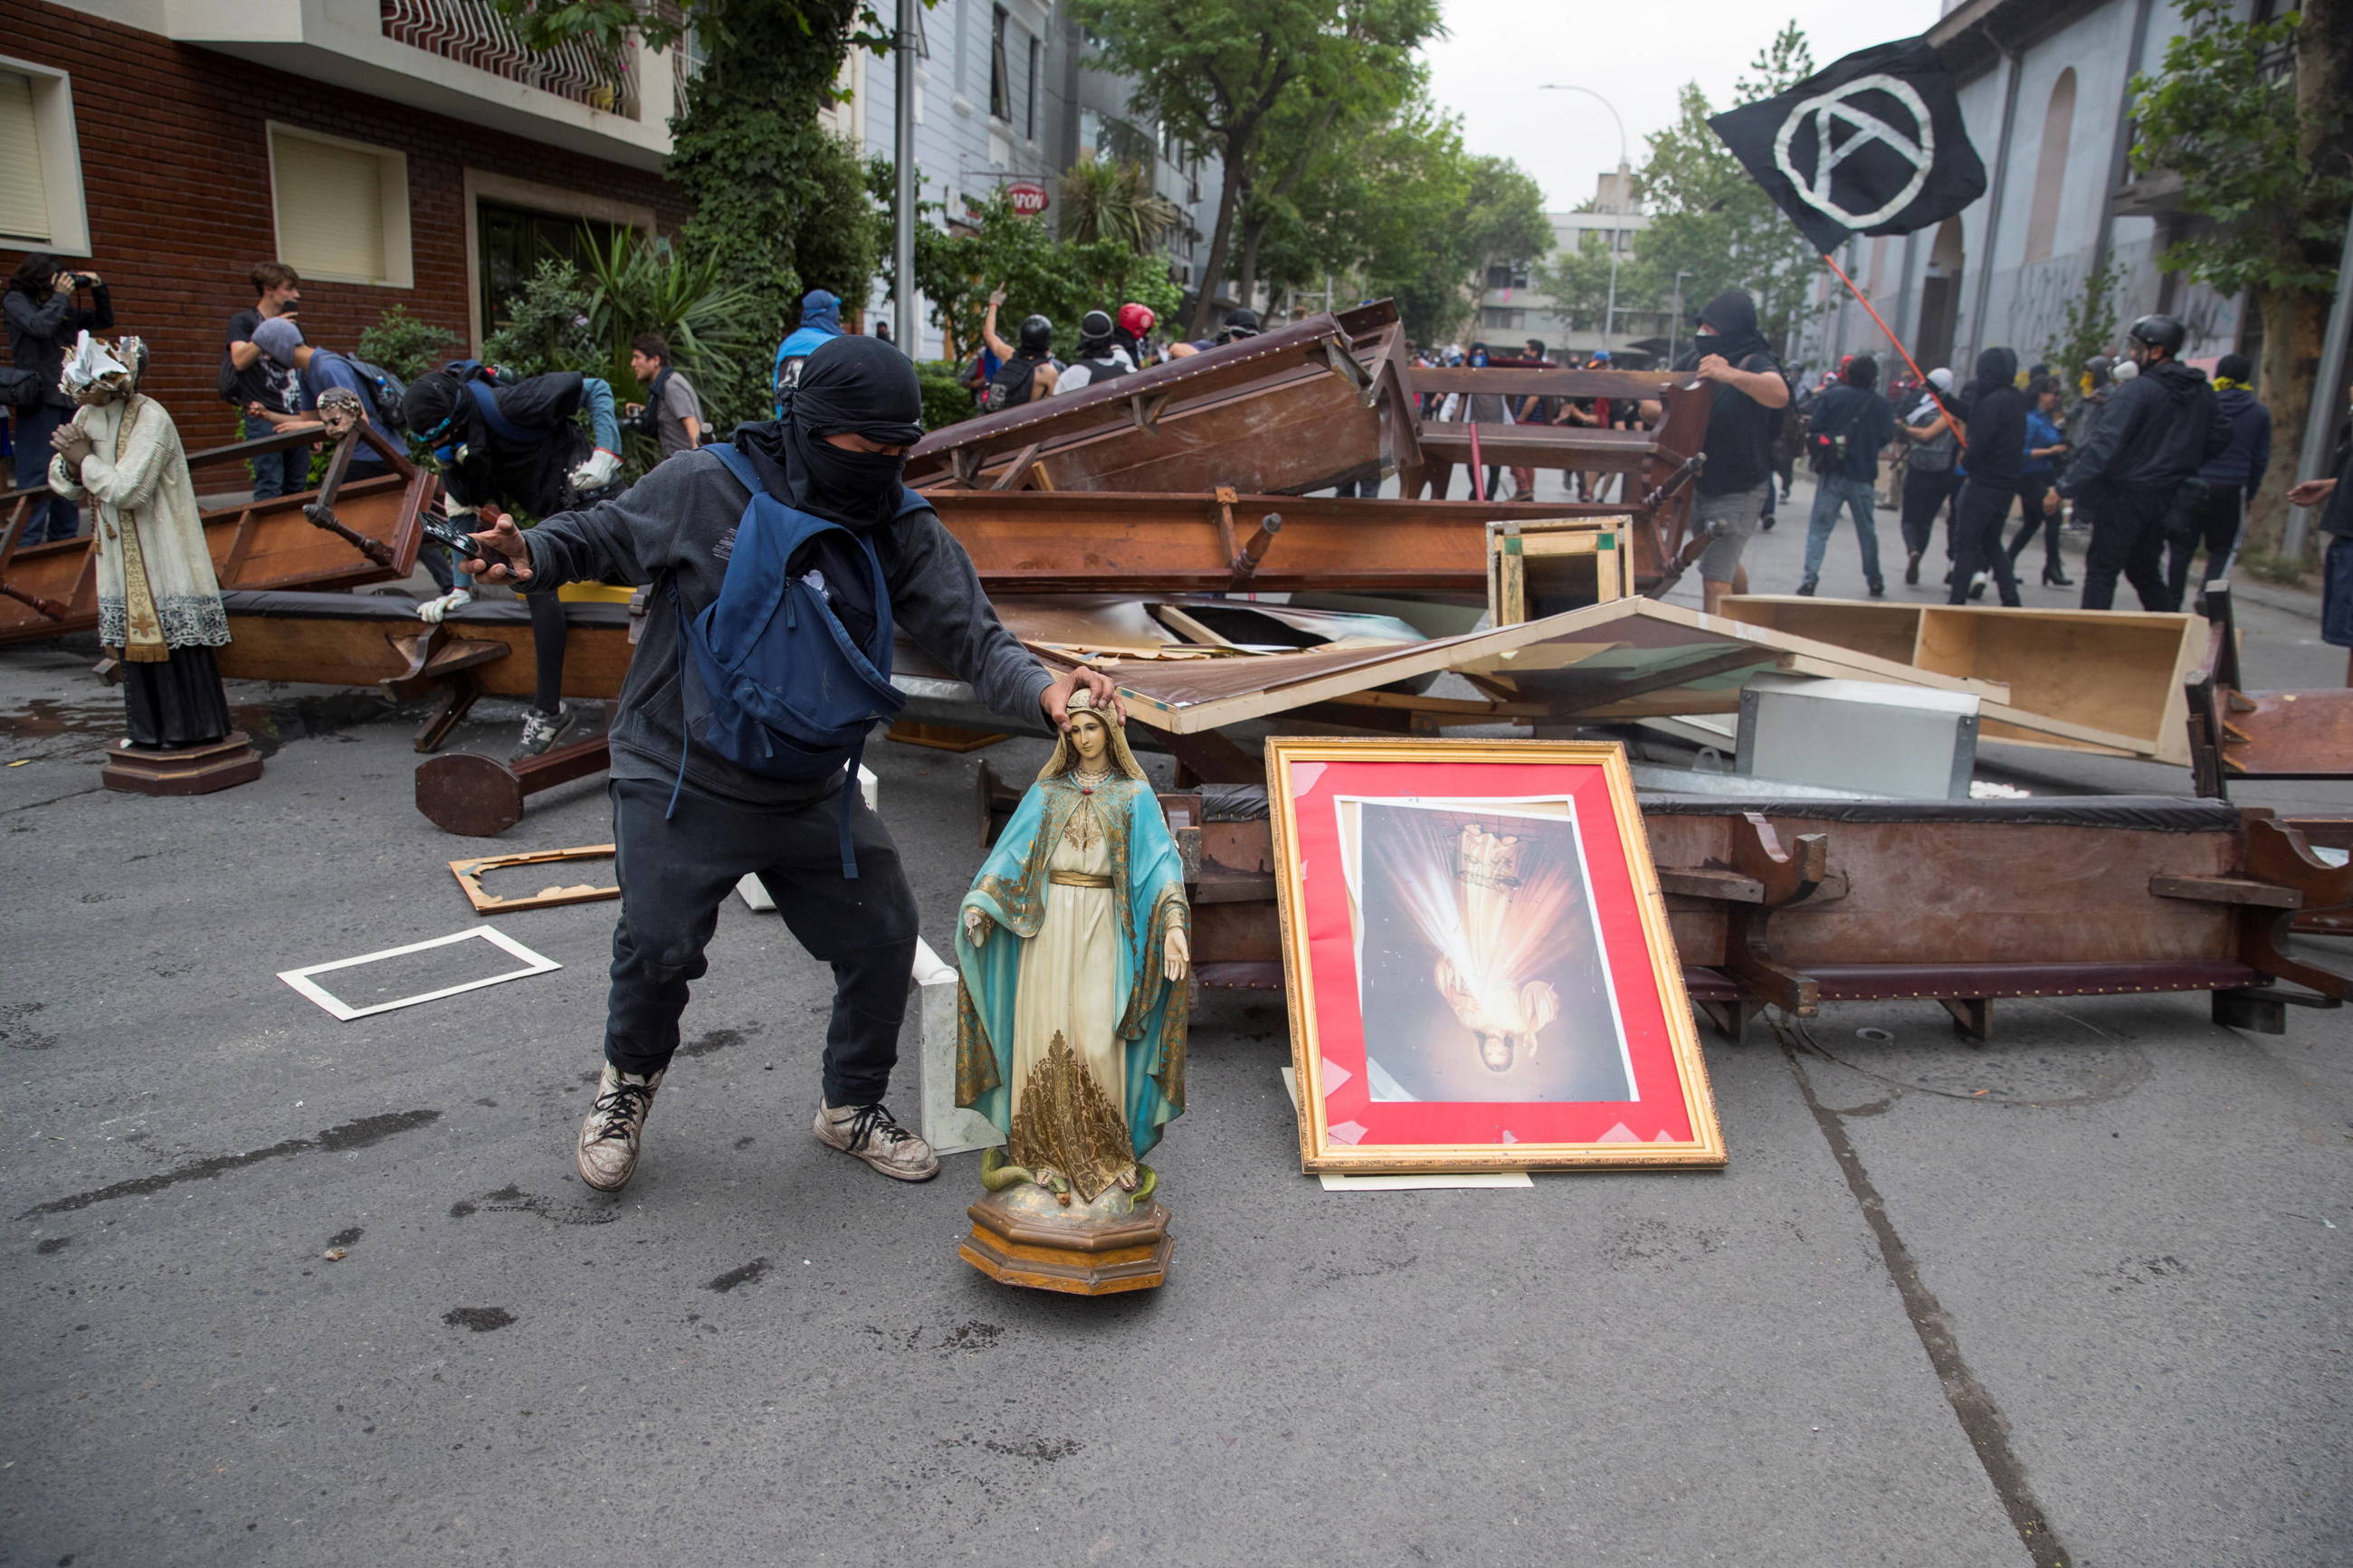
[1113,303,1156,370]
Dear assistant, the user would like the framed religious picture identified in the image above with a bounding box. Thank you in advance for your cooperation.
[1267,737,1726,1174]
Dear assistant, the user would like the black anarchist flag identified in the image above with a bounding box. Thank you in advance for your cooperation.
[1708,36,1987,254]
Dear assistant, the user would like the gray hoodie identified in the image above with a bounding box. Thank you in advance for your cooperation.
[516,446,1051,807]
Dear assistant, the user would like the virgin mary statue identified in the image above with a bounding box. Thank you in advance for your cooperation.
[956,691,1189,1208]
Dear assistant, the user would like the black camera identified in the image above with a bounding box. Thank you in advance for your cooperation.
[422,513,487,561]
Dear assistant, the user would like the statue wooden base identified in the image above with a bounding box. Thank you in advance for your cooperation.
[959,1190,1173,1296]
[100,731,263,796]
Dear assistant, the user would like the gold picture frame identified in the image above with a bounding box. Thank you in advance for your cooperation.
[1266,736,1726,1174]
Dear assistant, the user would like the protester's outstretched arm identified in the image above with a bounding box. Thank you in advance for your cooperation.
[462,451,696,590]
[891,512,1054,723]
[579,376,623,453]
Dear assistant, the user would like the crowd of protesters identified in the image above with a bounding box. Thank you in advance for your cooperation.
[6,257,2349,682]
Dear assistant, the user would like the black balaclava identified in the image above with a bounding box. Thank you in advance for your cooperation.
[738,336,926,530]
[403,370,497,503]
[1967,347,2018,420]
[1694,290,1770,367]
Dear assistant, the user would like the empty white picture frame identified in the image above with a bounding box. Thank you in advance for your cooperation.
[279,926,563,1022]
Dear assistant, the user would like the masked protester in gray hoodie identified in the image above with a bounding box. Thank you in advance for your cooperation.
[453,337,1119,1195]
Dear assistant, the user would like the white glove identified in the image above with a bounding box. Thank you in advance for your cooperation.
[416,588,473,624]
[569,448,621,491]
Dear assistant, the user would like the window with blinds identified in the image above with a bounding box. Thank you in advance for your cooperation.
[270,128,399,284]
[0,71,51,242]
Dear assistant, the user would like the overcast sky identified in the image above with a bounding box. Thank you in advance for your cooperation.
[1420,0,1946,213]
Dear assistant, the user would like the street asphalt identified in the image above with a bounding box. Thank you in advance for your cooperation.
[2,474,2346,1565]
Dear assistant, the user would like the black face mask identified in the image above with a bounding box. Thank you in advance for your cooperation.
[799,437,906,509]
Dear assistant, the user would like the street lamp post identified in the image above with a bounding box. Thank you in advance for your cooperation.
[892,0,918,355]
[1539,84,1630,348]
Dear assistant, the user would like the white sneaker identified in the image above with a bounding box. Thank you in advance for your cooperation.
[512,703,577,760]
[814,1100,939,1182]
[576,1063,663,1192]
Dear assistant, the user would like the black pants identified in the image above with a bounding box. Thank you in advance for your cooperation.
[2005,473,2060,574]
[529,590,567,714]
[1948,480,2020,605]
[2167,482,2241,605]
[2082,488,2176,611]
[604,775,918,1105]
[1900,467,1959,557]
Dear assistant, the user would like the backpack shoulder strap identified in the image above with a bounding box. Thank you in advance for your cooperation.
[464,380,543,446]
[702,441,760,495]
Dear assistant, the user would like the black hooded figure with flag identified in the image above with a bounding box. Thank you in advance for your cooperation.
[1709,36,1986,389]
[447,334,1121,1202]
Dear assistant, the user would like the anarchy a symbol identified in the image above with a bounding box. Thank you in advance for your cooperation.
[1771,73,1935,229]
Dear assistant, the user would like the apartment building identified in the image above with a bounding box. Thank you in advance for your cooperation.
[824,0,1226,358]
[1475,166,1672,362]
[1,0,687,437]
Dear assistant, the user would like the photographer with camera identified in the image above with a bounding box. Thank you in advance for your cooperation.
[5,253,113,543]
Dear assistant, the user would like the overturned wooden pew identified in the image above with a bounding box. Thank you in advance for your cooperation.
[1148,786,2351,1039]
[0,425,435,645]
[907,302,1418,496]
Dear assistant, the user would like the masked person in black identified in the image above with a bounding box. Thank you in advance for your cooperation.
[2057,314,2228,611]
[1948,347,2025,607]
[1646,290,1791,616]
[452,336,1119,1195]
[402,366,624,757]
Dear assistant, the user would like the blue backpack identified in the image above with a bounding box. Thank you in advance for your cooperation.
[671,442,910,876]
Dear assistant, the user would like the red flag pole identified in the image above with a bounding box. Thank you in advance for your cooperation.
[1468,422,1489,501]
[1818,249,1966,450]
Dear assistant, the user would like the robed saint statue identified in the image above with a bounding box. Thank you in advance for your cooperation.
[954,691,1189,1288]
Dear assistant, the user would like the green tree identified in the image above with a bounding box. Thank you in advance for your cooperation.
[1531,232,1621,334]
[1245,98,1546,347]
[1071,0,1443,335]
[1059,158,1181,251]
[915,192,1183,362]
[497,0,891,425]
[2132,0,2353,551]
[1633,24,1827,352]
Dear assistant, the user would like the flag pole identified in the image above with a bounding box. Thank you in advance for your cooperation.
[1818,248,1965,449]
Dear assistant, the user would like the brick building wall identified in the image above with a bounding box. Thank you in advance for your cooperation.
[1,0,688,444]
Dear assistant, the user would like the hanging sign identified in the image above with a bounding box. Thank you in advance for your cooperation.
[1005,182,1051,217]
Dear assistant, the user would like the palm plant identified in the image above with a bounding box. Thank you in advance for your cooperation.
[1058,157,1179,252]
[578,227,762,404]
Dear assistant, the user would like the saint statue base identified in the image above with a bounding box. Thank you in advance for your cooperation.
[100,731,264,797]
[959,1187,1173,1296]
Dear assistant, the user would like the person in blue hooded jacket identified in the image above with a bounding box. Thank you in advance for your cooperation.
[772,290,846,416]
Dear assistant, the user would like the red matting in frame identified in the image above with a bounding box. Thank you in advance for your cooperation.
[1291,757,1694,1150]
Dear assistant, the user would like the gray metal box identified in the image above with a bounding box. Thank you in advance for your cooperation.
[1736,673,1980,799]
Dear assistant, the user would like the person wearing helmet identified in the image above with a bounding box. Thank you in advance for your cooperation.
[1054,310,1132,394]
[979,288,1057,411]
[1217,307,1262,346]
[1113,303,1156,369]
[2056,313,2229,610]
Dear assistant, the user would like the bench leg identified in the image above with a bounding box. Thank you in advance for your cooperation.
[1695,998,1758,1043]
[413,673,483,754]
[1939,996,1993,1041]
[2212,987,2287,1034]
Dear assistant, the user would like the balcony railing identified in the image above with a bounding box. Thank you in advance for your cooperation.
[380,0,638,119]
